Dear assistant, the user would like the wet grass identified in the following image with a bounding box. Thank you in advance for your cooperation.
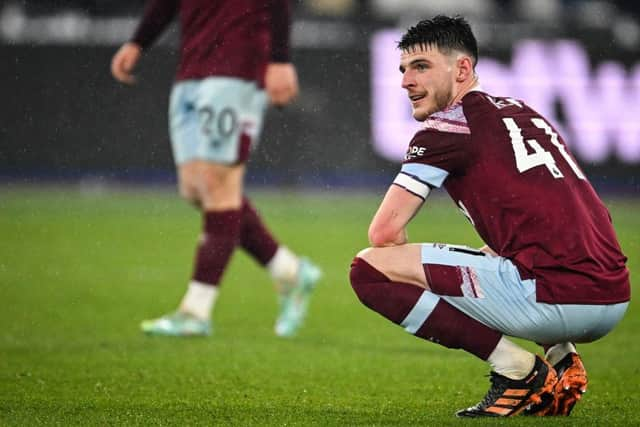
[1,186,638,425]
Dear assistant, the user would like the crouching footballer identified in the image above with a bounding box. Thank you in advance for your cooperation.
[349,15,630,417]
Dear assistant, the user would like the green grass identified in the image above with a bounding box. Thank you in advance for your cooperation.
[0,186,638,426]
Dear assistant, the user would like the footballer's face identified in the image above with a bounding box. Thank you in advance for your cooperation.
[400,44,457,121]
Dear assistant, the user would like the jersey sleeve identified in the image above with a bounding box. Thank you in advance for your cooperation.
[131,0,179,50]
[393,130,472,198]
[268,0,292,62]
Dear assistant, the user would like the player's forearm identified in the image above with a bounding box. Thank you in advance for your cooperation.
[131,0,179,50]
[269,0,292,62]
[368,185,422,247]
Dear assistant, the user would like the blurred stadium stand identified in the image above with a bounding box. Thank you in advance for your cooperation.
[0,0,640,47]
[1,1,639,48]
[1,0,638,191]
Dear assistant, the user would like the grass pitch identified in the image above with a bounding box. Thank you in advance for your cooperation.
[1,186,638,426]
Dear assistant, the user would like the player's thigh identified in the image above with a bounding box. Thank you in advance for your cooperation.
[357,244,426,288]
[177,161,199,203]
[176,77,268,166]
[197,161,245,209]
[178,160,245,210]
[419,243,542,337]
[419,243,505,297]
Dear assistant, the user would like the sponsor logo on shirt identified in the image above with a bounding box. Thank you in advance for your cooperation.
[404,145,427,160]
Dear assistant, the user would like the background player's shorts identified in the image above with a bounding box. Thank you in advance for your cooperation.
[420,243,628,344]
[169,77,268,165]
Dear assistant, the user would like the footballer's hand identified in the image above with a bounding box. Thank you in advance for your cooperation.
[111,42,142,85]
[265,62,299,106]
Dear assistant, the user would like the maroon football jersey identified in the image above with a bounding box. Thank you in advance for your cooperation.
[131,0,291,85]
[397,90,630,305]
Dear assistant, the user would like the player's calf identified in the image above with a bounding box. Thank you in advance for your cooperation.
[350,256,502,360]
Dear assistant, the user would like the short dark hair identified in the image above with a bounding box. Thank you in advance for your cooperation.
[398,15,478,66]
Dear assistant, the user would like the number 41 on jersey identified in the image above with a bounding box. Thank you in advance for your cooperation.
[503,117,585,180]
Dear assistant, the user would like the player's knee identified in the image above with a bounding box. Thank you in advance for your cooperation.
[197,172,242,209]
[349,255,390,304]
[178,182,200,206]
[350,255,370,286]
[350,256,373,306]
[197,173,223,198]
[354,247,386,272]
[355,247,373,260]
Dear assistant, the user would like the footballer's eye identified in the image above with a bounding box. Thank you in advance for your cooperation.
[416,63,428,71]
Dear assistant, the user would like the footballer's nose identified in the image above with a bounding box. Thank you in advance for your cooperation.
[401,71,415,90]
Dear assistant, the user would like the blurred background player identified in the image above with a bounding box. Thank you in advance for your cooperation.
[111,0,321,338]
[349,16,630,417]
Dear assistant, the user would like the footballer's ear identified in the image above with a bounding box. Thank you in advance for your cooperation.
[455,55,474,82]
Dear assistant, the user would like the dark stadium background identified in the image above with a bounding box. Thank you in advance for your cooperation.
[1,0,639,192]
